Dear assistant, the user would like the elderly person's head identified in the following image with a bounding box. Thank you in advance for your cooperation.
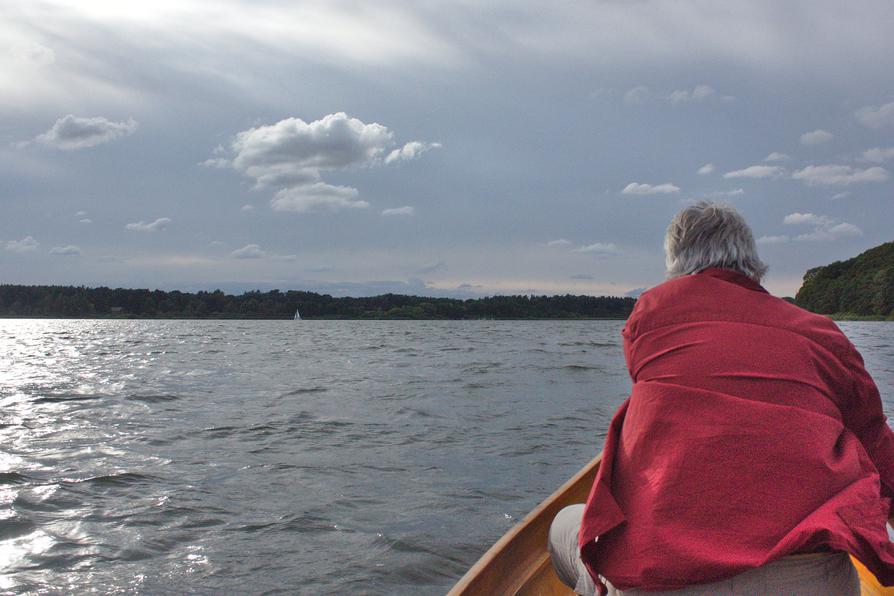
[664,201,767,282]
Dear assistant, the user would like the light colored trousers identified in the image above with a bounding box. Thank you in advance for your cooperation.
[548,504,861,596]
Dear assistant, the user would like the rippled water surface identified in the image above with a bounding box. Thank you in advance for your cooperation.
[1,320,892,594]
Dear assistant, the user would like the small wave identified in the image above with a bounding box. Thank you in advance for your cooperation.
[561,364,602,371]
[280,387,329,397]
[33,394,103,404]
[202,425,238,435]
[279,513,339,534]
[124,394,180,403]
[558,341,616,348]
[0,471,30,484]
[0,516,38,540]
[394,406,441,419]
[65,472,158,487]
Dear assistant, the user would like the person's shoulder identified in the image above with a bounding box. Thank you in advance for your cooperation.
[769,298,854,355]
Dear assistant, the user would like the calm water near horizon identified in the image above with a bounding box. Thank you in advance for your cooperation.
[1,320,893,594]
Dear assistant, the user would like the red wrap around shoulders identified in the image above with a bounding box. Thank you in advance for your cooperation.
[579,268,894,592]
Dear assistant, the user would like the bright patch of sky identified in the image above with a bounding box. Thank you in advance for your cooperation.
[2,0,893,298]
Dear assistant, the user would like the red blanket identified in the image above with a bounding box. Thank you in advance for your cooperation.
[580,268,894,592]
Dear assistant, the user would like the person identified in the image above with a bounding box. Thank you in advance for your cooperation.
[548,201,894,595]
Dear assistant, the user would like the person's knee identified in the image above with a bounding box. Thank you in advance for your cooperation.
[549,504,586,588]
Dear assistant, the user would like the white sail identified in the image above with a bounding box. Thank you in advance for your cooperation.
[294,309,301,320]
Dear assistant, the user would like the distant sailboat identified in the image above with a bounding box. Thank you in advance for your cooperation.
[294,308,301,321]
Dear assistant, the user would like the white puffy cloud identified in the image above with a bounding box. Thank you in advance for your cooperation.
[863,147,894,163]
[722,165,785,179]
[783,212,833,226]
[622,182,680,194]
[697,163,715,175]
[702,188,745,198]
[623,86,650,105]
[764,152,790,162]
[381,206,415,216]
[36,115,138,150]
[49,245,81,256]
[230,244,267,259]
[832,191,851,200]
[125,217,171,232]
[212,112,436,213]
[5,236,39,253]
[572,242,619,254]
[546,238,572,247]
[270,182,369,213]
[855,102,894,129]
[385,141,442,164]
[200,157,230,169]
[791,164,889,186]
[799,129,834,146]
[756,235,789,245]
[780,213,862,242]
[79,218,92,224]
[231,112,393,182]
[241,204,255,212]
[795,222,862,242]
[668,84,727,104]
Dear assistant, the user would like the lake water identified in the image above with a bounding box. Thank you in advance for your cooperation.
[1,320,892,594]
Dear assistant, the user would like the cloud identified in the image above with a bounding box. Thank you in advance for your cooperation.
[125,217,172,232]
[667,84,730,104]
[723,165,785,179]
[49,245,81,256]
[791,164,889,186]
[200,157,231,169]
[79,218,92,224]
[623,86,650,105]
[622,182,680,194]
[270,183,369,213]
[863,147,894,163]
[241,204,255,212]
[230,244,267,259]
[799,129,834,146]
[625,287,646,298]
[626,84,731,106]
[546,238,572,247]
[795,222,862,242]
[416,261,447,274]
[385,141,442,164]
[756,235,790,245]
[36,115,138,150]
[780,212,862,242]
[855,102,894,129]
[212,112,436,213]
[783,212,833,226]
[5,236,39,253]
[697,163,715,175]
[20,44,55,66]
[381,206,415,216]
[764,152,790,162]
[573,242,619,254]
[831,191,851,200]
[702,188,745,198]
[570,274,594,280]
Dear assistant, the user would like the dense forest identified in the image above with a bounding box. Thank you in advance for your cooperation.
[0,285,636,319]
[795,241,894,319]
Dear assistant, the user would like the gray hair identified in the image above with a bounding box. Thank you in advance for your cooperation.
[664,201,768,281]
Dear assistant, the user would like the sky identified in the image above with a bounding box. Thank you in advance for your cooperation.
[2,1,893,298]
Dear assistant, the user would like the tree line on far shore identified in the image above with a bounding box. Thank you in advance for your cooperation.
[0,285,636,319]
[795,241,894,320]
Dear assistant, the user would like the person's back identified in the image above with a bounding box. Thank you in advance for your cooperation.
[548,202,894,596]
[582,267,894,591]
